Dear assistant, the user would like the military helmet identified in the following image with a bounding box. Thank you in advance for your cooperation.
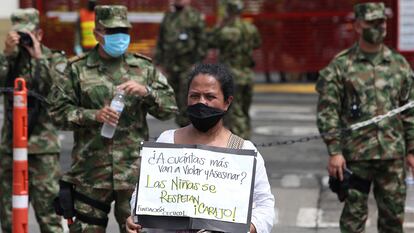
[225,0,244,15]
[354,2,386,21]
[11,8,39,31]
[95,5,131,28]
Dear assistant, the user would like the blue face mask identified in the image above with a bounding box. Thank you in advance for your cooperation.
[102,33,130,57]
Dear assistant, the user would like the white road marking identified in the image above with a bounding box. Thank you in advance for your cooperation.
[250,105,316,121]
[295,207,414,228]
[296,208,319,228]
[281,175,301,188]
[252,105,314,113]
[254,125,319,136]
[296,208,372,228]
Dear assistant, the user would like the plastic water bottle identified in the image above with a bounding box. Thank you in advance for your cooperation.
[406,175,414,212]
[101,90,125,138]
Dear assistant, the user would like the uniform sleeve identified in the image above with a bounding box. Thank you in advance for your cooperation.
[316,62,344,156]
[0,52,18,87]
[48,63,99,130]
[153,15,167,66]
[40,52,68,95]
[143,66,178,120]
[0,54,10,87]
[47,52,68,87]
[244,141,276,233]
[401,64,414,154]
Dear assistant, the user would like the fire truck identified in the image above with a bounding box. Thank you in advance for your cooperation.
[20,0,414,77]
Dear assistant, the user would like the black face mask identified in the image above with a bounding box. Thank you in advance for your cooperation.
[187,103,226,132]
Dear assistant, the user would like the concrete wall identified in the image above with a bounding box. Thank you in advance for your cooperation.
[0,0,18,18]
[0,0,18,51]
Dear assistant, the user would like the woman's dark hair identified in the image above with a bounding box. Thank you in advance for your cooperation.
[187,63,234,101]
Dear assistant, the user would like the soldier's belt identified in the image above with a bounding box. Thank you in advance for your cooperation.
[54,180,110,227]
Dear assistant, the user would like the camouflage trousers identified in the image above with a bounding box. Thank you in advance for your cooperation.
[340,159,406,233]
[166,68,192,127]
[224,83,253,139]
[0,153,62,233]
[69,185,134,233]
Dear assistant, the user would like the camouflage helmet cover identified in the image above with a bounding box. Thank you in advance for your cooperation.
[11,8,39,31]
[225,0,244,14]
[354,2,386,21]
[95,5,132,28]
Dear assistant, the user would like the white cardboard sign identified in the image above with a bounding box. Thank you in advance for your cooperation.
[135,142,256,227]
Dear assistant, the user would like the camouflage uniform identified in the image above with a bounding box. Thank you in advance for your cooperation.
[0,8,65,233]
[48,5,177,232]
[316,3,414,233]
[208,0,261,139]
[154,5,207,127]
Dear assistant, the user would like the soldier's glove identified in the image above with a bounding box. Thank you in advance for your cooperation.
[329,168,371,202]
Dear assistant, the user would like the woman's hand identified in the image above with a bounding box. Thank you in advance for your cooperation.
[126,216,142,233]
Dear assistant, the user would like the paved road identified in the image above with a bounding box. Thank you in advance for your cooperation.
[3,92,414,233]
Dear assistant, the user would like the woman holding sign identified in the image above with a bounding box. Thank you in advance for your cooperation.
[126,63,275,233]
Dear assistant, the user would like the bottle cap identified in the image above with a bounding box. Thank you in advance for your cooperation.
[115,88,125,95]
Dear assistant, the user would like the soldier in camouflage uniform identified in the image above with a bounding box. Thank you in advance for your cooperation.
[316,3,414,233]
[48,5,177,232]
[207,0,261,139]
[154,0,207,127]
[0,8,65,233]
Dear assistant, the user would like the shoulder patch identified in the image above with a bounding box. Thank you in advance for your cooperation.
[54,61,67,74]
[68,53,87,64]
[55,62,66,74]
[133,53,152,62]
